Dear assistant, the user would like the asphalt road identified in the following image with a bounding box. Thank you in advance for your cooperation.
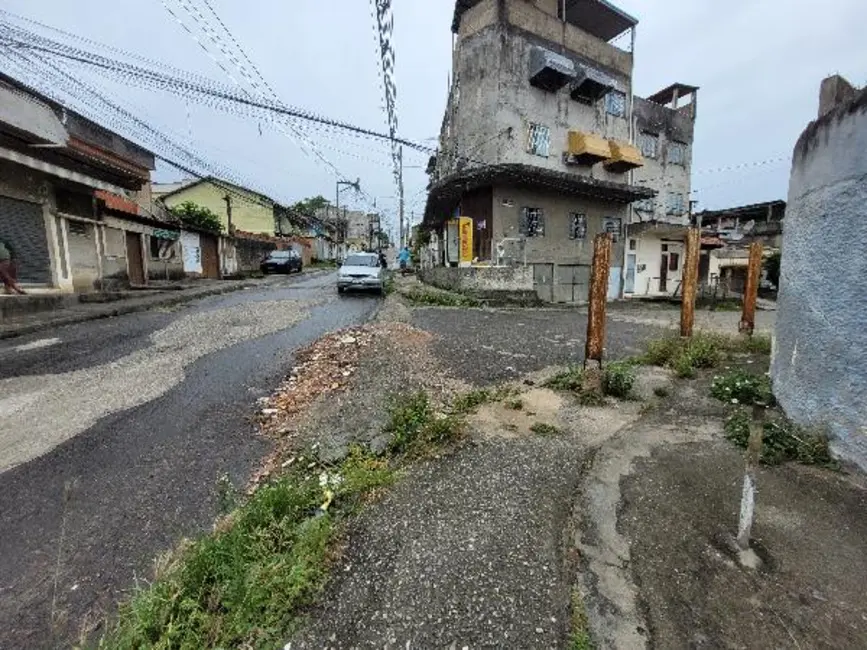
[0,271,381,649]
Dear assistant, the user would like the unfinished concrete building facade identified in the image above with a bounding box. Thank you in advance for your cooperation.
[423,0,696,303]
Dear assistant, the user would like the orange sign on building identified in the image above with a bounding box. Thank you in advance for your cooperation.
[458,216,473,265]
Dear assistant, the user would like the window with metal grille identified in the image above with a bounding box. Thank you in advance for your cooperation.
[668,142,686,165]
[603,217,622,242]
[526,123,550,157]
[634,197,655,214]
[666,192,686,216]
[569,213,587,240]
[638,132,658,158]
[520,207,545,237]
[605,91,626,117]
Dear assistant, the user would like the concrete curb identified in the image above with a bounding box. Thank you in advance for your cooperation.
[0,269,331,340]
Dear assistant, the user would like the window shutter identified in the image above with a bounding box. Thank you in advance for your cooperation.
[537,209,545,236]
[519,207,529,236]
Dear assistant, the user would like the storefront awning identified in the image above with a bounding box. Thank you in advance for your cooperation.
[424,162,655,226]
[604,141,644,173]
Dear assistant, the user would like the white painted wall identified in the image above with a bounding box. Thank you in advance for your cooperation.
[628,234,684,296]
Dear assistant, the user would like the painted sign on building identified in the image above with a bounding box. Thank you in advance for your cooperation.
[459,216,473,265]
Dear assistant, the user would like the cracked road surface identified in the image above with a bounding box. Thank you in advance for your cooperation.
[0,272,380,649]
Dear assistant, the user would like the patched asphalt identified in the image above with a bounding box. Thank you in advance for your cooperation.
[0,272,382,649]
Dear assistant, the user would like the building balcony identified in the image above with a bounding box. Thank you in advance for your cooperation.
[604,141,644,173]
[565,131,611,165]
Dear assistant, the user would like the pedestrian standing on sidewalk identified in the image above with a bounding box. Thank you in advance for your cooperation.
[0,238,26,295]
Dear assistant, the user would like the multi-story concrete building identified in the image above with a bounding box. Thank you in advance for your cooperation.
[423,0,697,302]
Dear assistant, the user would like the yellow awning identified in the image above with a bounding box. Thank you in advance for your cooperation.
[604,141,644,172]
[567,131,611,162]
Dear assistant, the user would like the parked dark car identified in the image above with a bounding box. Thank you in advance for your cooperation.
[260,250,302,274]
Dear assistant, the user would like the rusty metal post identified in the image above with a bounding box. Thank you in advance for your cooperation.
[739,242,764,336]
[583,233,612,392]
[680,227,701,337]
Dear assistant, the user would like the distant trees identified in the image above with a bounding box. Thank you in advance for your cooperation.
[171,201,224,234]
[290,195,330,216]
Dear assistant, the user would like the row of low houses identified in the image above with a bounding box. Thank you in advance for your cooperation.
[0,72,348,297]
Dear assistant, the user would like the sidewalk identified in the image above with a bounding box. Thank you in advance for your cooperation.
[0,271,327,340]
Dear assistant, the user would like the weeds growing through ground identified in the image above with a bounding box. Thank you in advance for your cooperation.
[545,363,634,401]
[711,369,774,406]
[404,287,480,308]
[570,589,595,650]
[544,367,584,392]
[653,387,670,398]
[601,362,636,399]
[385,391,463,456]
[530,422,562,436]
[724,410,838,468]
[641,331,772,378]
[101,449,395,650]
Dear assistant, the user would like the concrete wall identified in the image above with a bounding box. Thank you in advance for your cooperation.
[771,85,867,471]
[420,266,535,295]
[492,184,626,266]
[162,182,276,235]
[441,3,632,181]
[631,96,694,225]
[627,232,684,297]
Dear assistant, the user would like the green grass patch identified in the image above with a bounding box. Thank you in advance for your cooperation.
[382,273,396,295]
[101,450,394,649]
[724,410,838,467]
[641,331,772,378]
[384,391,464,456]
[711,369,774,406]
[544,367,584,392]
[530,422,562,436]
[404,287,480,308]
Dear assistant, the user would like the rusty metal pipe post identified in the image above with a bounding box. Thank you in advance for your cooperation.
[739,242,764,336]
[680,227,701,337]
[583,233,612,393]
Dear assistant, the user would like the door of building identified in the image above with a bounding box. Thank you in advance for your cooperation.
[0,195,52,284]
[200,234,220,279]
[126,232,145,285]
[624,254,637,294]
[533,263,554,303]
[659,253,669,293]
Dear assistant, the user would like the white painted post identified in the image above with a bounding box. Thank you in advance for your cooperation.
[737,404,765,550]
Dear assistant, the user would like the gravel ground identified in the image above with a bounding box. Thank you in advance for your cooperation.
[410,306,668,385]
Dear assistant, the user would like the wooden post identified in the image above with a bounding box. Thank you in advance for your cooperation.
[737,404,766,550]
[739,242,763,336]
[680,227,701,337]
[583,233,612,392]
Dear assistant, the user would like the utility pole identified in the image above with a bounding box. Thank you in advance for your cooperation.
[398,146,405,248]
[583,233,613,395]
[223,195,233,234]
[336,178,360,253]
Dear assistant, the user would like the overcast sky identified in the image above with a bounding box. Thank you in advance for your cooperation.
[3,0,867,234]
